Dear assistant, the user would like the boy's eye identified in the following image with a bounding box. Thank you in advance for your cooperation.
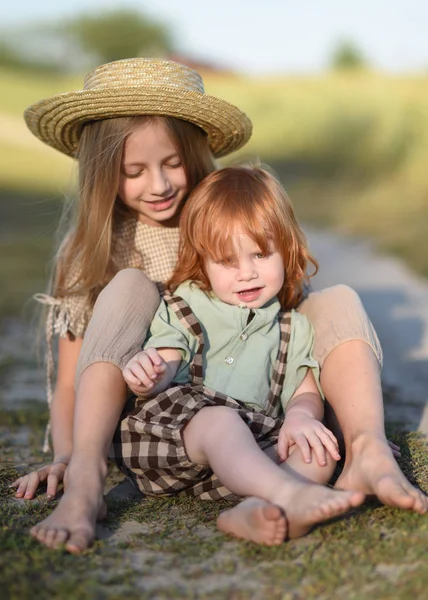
[218,257,234,266]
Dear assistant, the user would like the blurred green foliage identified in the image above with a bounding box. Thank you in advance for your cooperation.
[0,8,172,72]
[58,9,172,66]
[330,40,368,71]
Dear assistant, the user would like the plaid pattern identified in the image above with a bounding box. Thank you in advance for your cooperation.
[112,293,292,500]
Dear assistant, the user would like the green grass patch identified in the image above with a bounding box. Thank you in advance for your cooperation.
[1,412,428,599]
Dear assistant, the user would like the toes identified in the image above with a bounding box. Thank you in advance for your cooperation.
[261,504,283,523]
[65,530,93,555]
[410,489,428,514]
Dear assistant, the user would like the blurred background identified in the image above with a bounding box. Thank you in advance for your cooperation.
[1,1,428,422]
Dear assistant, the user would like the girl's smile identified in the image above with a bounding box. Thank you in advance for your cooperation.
[118,120,188,228]
[141,193,178,212]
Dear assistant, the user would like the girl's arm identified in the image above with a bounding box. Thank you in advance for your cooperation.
[50,336,83,462]
[123,346,182,397]
[10,335,82,499]
[277,370,340,465]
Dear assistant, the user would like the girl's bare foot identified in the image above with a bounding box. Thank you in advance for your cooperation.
[217,497,288,545]
[334,435,428,514]
[30,466,107,554]
[273,484,364,539]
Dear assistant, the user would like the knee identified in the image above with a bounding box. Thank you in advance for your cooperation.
[191,405,238,439]
[96,268,160,308]
[110,268,158,296]
[319,284,362,310]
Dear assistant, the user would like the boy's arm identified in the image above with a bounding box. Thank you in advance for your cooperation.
[278,370,340,465]
[285,369,324,421]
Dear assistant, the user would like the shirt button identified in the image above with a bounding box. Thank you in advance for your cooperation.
[240,333,248,341]
[225,356,234,365]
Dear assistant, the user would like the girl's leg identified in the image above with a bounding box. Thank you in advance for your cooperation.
[31,269,160,553]
[299,285,428,513]
[183,406,364,544]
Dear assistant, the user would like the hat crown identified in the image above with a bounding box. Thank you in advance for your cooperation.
[83,58,205,94]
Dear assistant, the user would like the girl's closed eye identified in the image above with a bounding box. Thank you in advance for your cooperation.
[165,160,182,169]
[123,169,144,179]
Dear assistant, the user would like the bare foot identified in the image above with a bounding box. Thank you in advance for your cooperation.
[273,484,364,539]
[217,497,288,545]
[30,468,107,554]
[334,435,428,514]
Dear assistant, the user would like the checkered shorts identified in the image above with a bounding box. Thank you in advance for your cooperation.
[111,293,292,501]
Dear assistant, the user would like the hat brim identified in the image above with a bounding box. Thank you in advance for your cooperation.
[24,86,252,159]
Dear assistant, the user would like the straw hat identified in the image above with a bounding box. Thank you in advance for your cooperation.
[24,58,252,158]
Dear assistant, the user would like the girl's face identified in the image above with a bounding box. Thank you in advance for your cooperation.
[204,229,285,308]
[118,120,188,227]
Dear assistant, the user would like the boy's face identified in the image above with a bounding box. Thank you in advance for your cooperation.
[204,229,284,308]
[118,120,188,228]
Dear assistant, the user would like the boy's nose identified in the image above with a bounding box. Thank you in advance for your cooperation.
[237,260,257,280]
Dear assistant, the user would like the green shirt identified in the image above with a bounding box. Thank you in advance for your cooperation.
[144,281,321,414]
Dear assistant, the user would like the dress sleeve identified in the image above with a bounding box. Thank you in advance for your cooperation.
[144,298,198,382]
[280,310,323,411]
[34,275,92,340]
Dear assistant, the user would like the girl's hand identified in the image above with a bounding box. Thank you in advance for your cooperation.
[9,461,68,500]
[278,413,341,466]
[123,347,167,396]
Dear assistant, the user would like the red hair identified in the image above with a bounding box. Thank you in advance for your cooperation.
[168,166,318,309]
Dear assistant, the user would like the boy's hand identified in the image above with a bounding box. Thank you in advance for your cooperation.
[278,412,340,466]
[123,348,167,396]
[10,461,68,500]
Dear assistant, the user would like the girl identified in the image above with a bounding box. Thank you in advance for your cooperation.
[116,165,365,545]
[12,58,426,554]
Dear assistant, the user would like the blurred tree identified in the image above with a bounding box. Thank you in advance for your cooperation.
[330,41,368,71]
[60,9,173,65]
[0,9,173,73]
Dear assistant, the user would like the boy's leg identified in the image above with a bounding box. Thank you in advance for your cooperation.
[299,285,428,514]
[183,406,364,543]
[269,443,337,486]
[31,269,160,553]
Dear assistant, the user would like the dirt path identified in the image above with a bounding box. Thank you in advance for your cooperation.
[307,226,428,435]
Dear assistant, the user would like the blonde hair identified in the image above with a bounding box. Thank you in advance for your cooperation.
[53,116,216,305]
[168,166,318,309]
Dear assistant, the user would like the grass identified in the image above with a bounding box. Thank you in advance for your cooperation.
[1,398,428,599]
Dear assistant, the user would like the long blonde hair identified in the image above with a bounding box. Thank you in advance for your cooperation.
[53,116,216,305]
[168,166,318,309]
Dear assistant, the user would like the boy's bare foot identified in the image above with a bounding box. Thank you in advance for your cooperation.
[273,484,364,539]
[217,498,287,545]
[334,435,428,514]
[30,467,107,554]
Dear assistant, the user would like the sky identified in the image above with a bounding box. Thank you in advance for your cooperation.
[4,0,428,75]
